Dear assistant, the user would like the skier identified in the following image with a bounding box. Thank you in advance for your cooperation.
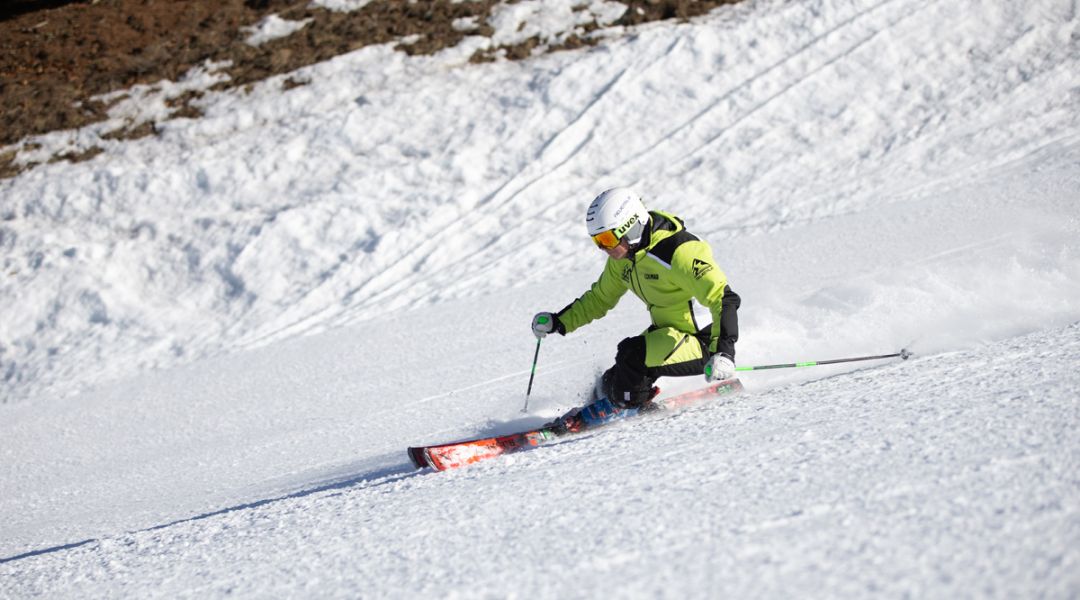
[532,187,741,433]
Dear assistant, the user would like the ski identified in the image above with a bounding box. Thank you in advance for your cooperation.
[408,378,744,471]
[408,428,559,471]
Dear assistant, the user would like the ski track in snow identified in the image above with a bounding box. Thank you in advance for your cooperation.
[1,0,1080,596]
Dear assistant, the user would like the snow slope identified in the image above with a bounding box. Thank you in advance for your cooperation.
[2,0,1079,596]
[4,324,1079,597]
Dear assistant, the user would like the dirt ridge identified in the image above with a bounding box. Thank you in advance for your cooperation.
[0,0,740,179]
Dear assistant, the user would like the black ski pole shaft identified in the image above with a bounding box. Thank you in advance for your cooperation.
[736,348,912,372]
[523,338,542,412]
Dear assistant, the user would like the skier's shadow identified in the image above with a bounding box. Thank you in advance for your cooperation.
[0,457,421,566]
[1,408,609,566]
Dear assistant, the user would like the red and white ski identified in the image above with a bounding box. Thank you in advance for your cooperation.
[408,378,743,471]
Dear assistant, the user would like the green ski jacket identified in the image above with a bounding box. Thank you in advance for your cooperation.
[557,211,733,355]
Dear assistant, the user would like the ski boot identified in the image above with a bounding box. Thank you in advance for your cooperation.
[544,386,660,434]
[545,406,586,435]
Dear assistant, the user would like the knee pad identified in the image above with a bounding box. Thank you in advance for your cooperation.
[599,365,656,409]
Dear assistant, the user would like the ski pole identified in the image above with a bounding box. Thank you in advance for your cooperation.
[735,348,912,372]
[523,337,542,412]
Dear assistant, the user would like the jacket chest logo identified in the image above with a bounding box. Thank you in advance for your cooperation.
[621,265,632,283]
[644,273,659,280]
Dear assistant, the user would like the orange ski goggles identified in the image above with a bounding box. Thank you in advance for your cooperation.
[591,229,621,250]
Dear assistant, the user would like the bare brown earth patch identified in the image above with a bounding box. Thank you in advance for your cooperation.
[0,0,741,179]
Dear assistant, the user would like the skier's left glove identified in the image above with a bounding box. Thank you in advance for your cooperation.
[704,354,735,382]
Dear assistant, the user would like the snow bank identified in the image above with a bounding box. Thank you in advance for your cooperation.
[1,0,1077,404]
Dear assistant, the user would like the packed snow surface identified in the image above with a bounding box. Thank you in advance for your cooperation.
[2,0,1079,597]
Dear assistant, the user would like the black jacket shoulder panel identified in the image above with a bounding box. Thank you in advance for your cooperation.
[649,228,700,266]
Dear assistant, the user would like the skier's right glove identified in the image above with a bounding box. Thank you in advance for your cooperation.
[704,353,736,382]
[531,312,565,338]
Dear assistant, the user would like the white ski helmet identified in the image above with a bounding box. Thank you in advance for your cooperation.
[585,187,650,249]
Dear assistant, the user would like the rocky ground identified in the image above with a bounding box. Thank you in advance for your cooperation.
[0,0,739,179]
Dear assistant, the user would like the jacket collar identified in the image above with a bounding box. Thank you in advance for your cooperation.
[634,211,680,254]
